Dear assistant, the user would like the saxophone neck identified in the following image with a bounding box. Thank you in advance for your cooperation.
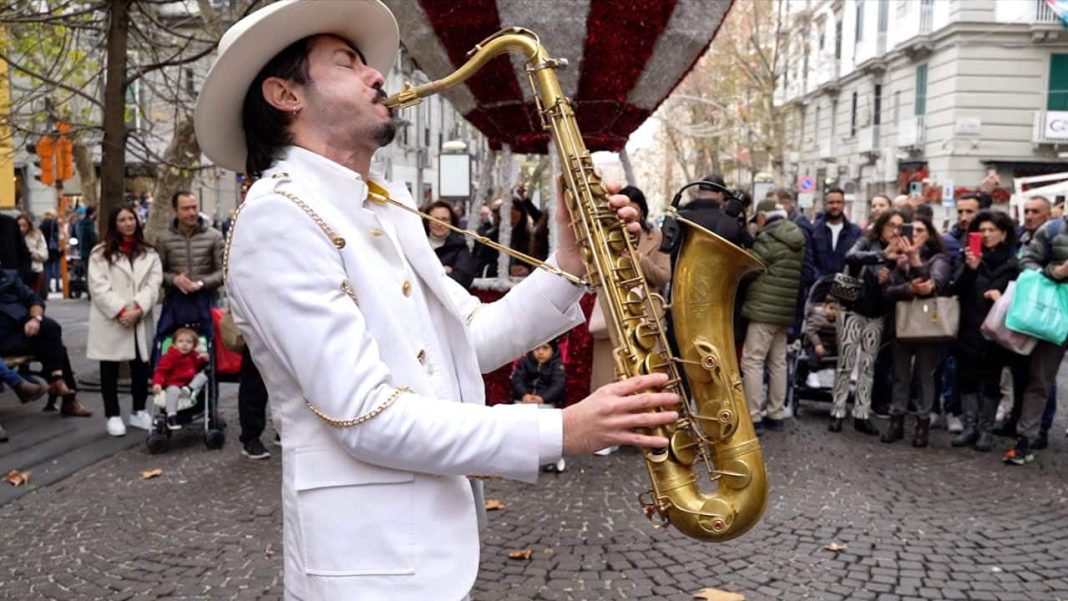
[385,28,553,109]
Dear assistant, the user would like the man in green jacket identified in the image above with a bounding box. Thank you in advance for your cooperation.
[740,199,805,431]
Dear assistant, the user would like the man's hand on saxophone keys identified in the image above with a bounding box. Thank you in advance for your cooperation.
[561,372,680,456]
[555,179,641,278]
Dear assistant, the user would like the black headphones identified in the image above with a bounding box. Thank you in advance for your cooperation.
[659,180,745,254]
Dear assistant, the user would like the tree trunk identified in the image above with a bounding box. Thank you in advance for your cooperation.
[98,0,130,231]
[72,139,99,207]
[146,115,200,244]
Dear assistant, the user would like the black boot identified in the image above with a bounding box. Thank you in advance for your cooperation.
[912,417,930,448]
[974,396,998,452]
[854,417,880,436]
[881,415,905,443]
[828,417,843,432]
[951,394,979,447]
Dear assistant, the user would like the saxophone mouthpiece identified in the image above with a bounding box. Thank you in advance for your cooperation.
[385,82,422,110]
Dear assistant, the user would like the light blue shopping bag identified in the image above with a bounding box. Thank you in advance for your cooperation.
[1006,269,1068,345]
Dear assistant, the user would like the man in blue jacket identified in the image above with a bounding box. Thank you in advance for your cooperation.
[804,188,862,280]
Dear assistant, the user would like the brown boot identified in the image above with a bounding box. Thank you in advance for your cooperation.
[912,416,930,448]
[15,380,47,403]
[48,378,74,398]
[60,395,93,417]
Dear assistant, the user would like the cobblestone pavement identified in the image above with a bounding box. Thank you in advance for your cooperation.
[2,374,1068,600]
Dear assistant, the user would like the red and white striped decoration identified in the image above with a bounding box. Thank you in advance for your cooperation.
[384,0,733,154]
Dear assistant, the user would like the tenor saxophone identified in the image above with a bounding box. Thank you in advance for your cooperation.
[387,28,768,542]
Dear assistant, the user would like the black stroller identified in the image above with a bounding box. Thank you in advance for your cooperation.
[146,294,226,454]
[787,276,840,412]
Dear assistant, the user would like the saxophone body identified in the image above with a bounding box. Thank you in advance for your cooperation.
[387,29,768,542]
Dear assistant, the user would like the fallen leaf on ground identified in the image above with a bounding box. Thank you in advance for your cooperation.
[140,468,163,480]
[693,588,745,601]
[542,547,555,557]
[507,549,533,560]
[824,542,847,552]
[484,498,506,511]
[4,469,31,487]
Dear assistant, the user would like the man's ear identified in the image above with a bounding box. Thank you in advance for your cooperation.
[262,76,303,113]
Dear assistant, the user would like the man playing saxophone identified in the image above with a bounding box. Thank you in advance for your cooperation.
[194,1,679,599]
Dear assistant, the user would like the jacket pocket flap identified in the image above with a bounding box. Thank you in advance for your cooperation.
[293,449,414,491]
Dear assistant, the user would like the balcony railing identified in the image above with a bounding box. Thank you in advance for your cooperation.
[1033,110,1068,144]
[1036,0,1062,23]
[897,115,926,149]
[857,125,881,154]
[919,2,933,34]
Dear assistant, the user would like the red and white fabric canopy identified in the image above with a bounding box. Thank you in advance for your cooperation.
[384,0,733,154]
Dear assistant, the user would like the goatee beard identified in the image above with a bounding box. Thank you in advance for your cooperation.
[374,119,397,147]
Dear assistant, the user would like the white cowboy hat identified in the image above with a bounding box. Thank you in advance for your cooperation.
[195,0,399,173]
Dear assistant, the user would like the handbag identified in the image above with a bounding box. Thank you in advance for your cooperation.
[895,296,960,342]
[829,269,865,303]
[1005,269,1068,345]
[211,307,244,375]
[218,307,246,353]
[980,281,1038,355]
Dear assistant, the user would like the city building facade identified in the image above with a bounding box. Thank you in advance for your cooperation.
[777,0,1068,223]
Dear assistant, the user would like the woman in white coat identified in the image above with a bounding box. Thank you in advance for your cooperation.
[17,213,49,296]
[87,205,162,437]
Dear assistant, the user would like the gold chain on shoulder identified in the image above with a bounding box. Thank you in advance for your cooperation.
[224,172,402,429]
[304,386,411,428]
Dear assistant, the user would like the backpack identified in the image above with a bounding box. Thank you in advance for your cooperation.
[1042,217,1065,260]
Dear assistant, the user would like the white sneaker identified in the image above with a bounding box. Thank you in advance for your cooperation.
[128,410,152,431]
[106,416,126,437]
[594,446,618,456]
[928,412,941,428]
[555,457,566,472]
[805,373,821,388]
[946,414,964,433]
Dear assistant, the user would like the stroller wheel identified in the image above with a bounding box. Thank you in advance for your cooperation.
[147,434,169,455]
[204,429,226,450]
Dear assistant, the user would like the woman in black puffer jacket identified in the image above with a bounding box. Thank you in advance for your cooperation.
[424,201,477,289]
[950,211,1019,452]
[880,216,952,447]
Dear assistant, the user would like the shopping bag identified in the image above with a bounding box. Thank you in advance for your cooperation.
[211,307,244,375]
[895,296,960,342]
[1005,269,1068,345]
[980,281,1038,355]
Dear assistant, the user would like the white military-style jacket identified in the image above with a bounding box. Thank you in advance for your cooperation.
[227,146,585,601]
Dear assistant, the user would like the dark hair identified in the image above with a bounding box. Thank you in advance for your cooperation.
[242,36,314,179]
[619,185,650,231]
[170,190,195,210]
[16,212,36,234]
[770,187,795,204]
[913,203,934,221]
[969,210,1018,248]
[824,187,845,199]
[102,204,153,264]
[423,200,458,234]
[911,215,946,256]
[866,209,905,241]
[698,174,726,192]
[957,193,981,208]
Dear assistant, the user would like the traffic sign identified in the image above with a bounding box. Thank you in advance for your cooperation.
[797,175,816,193]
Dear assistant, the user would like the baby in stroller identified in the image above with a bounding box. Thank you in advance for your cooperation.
[152,327,208,430]
[804,298,839,369]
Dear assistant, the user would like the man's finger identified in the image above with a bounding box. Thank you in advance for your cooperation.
[615,391,680,413]
[604,181,623,195]
[605,373,669,396]
[616,410,679,431]
[622,433,670,448]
